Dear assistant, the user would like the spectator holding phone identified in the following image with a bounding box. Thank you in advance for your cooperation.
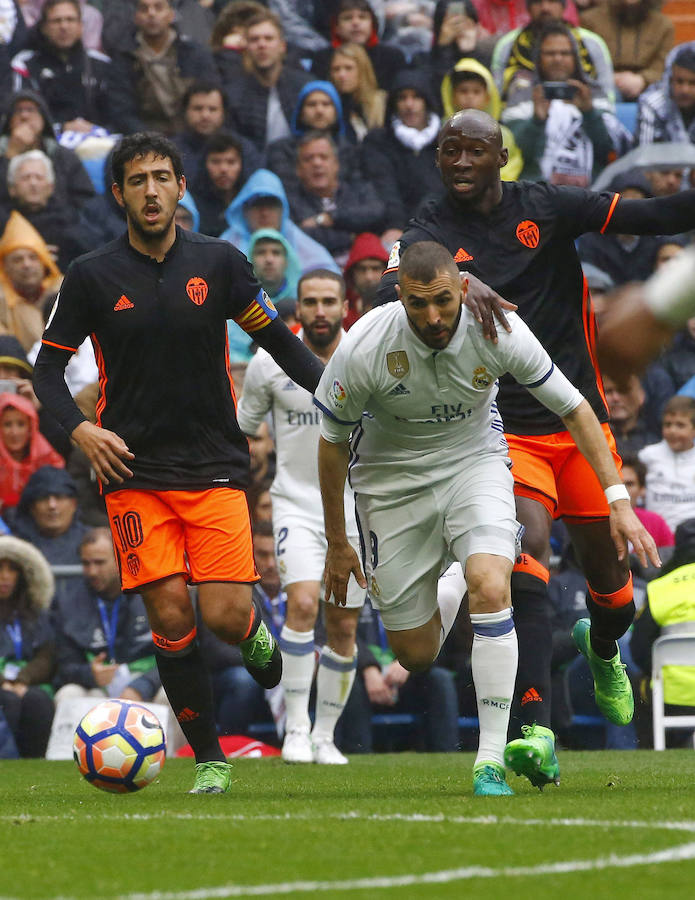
[503,22,628,185]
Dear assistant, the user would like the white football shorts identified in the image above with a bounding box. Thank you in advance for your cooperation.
[354,453,520,631]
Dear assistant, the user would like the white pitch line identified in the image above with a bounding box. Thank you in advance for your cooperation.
[2,814,695,900]
[4,810,695,834]
[108,840,695,899]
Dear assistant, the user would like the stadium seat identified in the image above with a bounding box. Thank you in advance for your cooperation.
[615,102,638,136]
[651,634,695,750]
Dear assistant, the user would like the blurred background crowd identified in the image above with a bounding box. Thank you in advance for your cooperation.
[1,0,695,759]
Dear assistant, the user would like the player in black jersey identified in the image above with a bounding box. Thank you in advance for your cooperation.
[33,133,324,794]
[379,109,695,788]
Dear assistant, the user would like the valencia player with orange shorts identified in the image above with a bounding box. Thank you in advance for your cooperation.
[33,133,323,794]
[378,109,695,788]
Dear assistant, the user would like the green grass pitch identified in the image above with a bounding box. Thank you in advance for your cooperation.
[2,751,695,900]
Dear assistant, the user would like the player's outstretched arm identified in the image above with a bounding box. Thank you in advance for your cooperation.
[561,399,661,569]
[318,436,367,606]
[461,272,517,343]
[253,317,324,394]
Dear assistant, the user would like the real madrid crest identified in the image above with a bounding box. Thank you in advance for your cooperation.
[387,350,409,378]
[472,365,492,389]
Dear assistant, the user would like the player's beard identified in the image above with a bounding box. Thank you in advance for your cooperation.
[303,317,342,348]
[125,201,177,245]
[616,0,651,26]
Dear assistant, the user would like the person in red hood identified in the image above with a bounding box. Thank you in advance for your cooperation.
[343,231,388,328]
[311,0,407,91]
[0,391,64,512]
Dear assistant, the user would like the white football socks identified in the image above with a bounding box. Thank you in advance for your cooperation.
[469,608,518,768]
[278,626,315,734]
[312,645,357,743]
[437,562,467,651]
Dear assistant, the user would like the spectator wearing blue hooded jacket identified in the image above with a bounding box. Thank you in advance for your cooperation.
[248,227,302,315]
[220,167,340,275]
[266,80,364,195]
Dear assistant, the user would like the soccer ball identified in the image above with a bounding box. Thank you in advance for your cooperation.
[73,699,166,793]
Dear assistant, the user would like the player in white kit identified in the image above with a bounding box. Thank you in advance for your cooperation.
[315,242,659,795]
[237,270,365,765]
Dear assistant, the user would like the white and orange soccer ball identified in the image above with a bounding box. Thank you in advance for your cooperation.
[73,699,166,793]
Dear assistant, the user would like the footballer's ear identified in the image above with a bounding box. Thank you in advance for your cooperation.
[395,283,402,300]
[111,182,124,208]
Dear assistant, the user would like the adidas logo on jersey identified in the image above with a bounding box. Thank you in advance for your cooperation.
[114,294,134,311]
[281,379,297,391]
[388,383,410,396]
[454,247,474,263]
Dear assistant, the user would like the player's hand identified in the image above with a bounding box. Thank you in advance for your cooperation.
[72,420,134,484]
[324,539,367,607]
[608,500,661,569]
[462,272,517,342]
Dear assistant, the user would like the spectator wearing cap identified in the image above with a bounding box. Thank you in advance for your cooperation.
[10,0,113,133]
[311,0,406,92]
[637,43,695,145]
[286,131,385,266]
[0,90,95,212]
[10,466,87,610]
[631,517,695,747]
[343,231,387,327]
[576,171,660,285]
[580,0,673,101]
[266,80,363,197]
[0,210,62,352]
[491,0,615,110]
[362,69,442,239]
[221,167,340,274]
[108,0,219,137]
[223,8,312,152]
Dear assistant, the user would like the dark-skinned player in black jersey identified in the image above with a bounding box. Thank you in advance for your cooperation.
[377,109,691,789]
[33,133,324,794]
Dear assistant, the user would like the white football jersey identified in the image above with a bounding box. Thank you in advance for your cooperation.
[638,440,695,532]
[315,302,583,497]
[238,331,357,528]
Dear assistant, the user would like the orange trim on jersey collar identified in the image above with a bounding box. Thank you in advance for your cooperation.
[599,192,620,234]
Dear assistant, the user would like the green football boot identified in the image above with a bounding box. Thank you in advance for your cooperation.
[473,762,514,797]
[240,598,282,689]
[504,724,560,791]
[572,617,634,726]
[189,761,232,794]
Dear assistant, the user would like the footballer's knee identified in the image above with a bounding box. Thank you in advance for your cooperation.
[286,582,320,630]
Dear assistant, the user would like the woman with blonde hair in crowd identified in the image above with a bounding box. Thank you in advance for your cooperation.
[329,43,386,142]
[0,534,55,757]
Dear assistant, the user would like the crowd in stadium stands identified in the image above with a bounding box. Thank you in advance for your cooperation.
[1,0,695,758]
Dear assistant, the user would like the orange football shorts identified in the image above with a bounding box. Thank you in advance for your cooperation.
[104,487,258,591]
[506,423,621,520]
